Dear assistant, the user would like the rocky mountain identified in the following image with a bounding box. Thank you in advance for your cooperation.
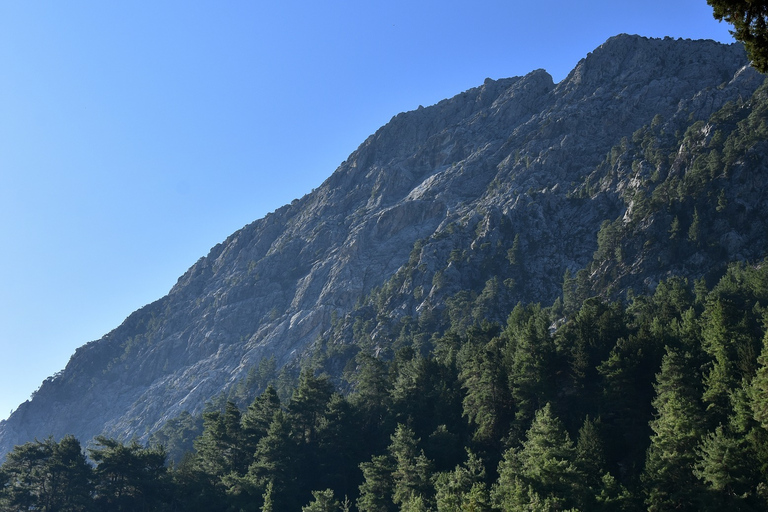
[1,34,765,458]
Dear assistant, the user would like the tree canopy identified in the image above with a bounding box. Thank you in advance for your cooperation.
[708,0,768,72]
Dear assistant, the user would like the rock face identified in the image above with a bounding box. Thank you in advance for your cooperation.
[0,35,763,457]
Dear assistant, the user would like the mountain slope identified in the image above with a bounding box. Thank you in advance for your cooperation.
[0,35,763,457]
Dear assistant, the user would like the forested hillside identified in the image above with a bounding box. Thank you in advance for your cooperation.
[0,35,757,456]
[3,35,768,511]
[4,80,768,511]
[4,262,768,511]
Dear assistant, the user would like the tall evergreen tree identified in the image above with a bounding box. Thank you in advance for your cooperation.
[247,410,300,511]
[707,0,768,72]
[89,436,169,512]
[194,401,247,478]
[433,449,490,512]
[388,424,433,509]
[242,385,282,451]
[357,454,395,512]
[460,339,511,447]
[288,370,335,445]
[503,304,556,440]
[643,347,706,511]
[750,329,768,430]
[701,299,742,425]
[314,393,361,500]
[694,424,759,511]
[492,403,583,510]
[302,488,341,512]
[0,436,93,512]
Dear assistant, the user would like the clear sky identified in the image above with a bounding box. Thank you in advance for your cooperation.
[0,1,736,421]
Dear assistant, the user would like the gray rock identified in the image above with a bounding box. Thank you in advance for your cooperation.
[0,35,761,457]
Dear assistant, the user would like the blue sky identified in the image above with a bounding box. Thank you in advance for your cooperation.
[0,1,735,420]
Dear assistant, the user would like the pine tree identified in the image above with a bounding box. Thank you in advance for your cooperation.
[89,436,169,512]
[433,449,490,512]
[597,333,659,479]
[460,340,511,446]
[288,370,334,445]
[357,454,395,512]
[261,480,275,512]
[242,385,281,447]
[694,425,758,510]
[750,330,768,430]
[347,352,393,453]
[315,393,361,499]
[575,416,606,494]
[492,403,582,510]
[388,424,433,509]
[707,0,768,72]
[688,207,701,244]
[0,436,93,512]
[195,401,247,477]
[643,348,705,511]
[503,304,556,440]
[247,410,300,510]
[302,488,341,512]
[47,436,93,512]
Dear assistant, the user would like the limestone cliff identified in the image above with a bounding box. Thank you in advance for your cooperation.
[0,35,763,457]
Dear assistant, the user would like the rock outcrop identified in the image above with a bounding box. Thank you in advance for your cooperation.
[0,35,763,457]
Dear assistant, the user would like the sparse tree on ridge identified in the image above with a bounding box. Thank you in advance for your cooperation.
[708,0,768,72]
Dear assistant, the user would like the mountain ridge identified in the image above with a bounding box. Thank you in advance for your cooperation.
[0,34,762,457]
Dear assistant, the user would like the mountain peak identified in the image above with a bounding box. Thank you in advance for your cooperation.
[561,34,746,90]
[0,35,760,458]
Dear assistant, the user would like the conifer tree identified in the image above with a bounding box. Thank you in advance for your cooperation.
[492,403,582,510]
[242,385,281,446]
[261,480,275,512]
[89,436,169,512]
[694,424,758,510]
[195,401,247,477]
[288,370,334,445]
[357,454,395,512]
[347,352,393,453]
[503,304,556,439]
[707,0,768,72]
[302,488,341,512]
[575,416,606,493]
[433,449,490,512]
[460,340,511,446]
[389,424,433,509]
[700,298,756,426]
[247,410,300,510]
[0,436,93,512]
[643,347,706,511]
[315,393,361,499]
[750,330,768,430]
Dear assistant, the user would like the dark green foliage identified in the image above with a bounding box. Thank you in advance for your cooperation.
[8,268,768,511]
[708,0,768,72]
[193,401,248,477]
[642,348,706,511]
[388,425,433,508]
[89,436,169,512]
[303,488,342,512]
[460,338,512,447]
[357,454,395,512]
[503,303,557,440]
[0,436,92,512]
[433,450,490,511]
[694,425,760,510]
[492,403,584,510]
[242,385,282,450]
[751,331,768,430]
[148,410,202,464]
